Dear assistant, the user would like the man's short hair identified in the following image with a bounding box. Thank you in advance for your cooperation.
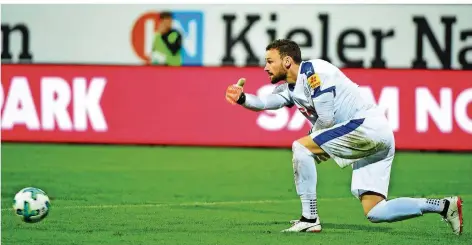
[160,11,173,19]
[266,39,302,64]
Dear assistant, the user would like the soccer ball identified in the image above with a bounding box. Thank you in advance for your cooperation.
[13,187,51,223]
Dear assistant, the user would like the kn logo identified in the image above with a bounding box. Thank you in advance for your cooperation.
[131,11,204,66]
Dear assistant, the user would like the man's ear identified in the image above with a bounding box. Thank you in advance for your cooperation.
[284,57,291,69]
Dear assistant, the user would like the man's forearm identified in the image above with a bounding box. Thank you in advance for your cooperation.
[237,93,289,111]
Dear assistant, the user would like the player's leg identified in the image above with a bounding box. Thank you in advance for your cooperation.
[302,116,464,235]
[361,192,463,235]
[351,128,464,235]
[354,153,433,223]
[295,136,325,155]
[283,117,369,233]
[362,192,458,222]
[283,118,378,233]
[282,139,323,232]
[360,192,385,215]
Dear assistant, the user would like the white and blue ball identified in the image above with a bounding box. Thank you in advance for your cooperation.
[13,187,51,223]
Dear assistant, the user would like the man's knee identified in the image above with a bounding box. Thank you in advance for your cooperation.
[295,136,324,155]
[292,140,312,158]
[365,200,387,223]
[292,140,302,152]
[361,192,386,222]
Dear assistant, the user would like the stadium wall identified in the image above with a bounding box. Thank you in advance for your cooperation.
[2,4,471,151]
[1,64,471,151]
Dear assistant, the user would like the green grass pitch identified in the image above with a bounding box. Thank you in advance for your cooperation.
[1,143,471,245]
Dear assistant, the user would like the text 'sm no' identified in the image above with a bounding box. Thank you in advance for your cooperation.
[1,24,33,63]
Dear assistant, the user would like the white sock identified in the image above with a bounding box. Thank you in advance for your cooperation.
[418,198,447,213]
[367,197,448,223]
[292,141,318,219]
[301,197,318,219]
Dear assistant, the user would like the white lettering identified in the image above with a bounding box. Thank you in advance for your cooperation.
[41,77,72,131]
[1,77,40,130]
[145,19,154,56]
[74,77,108,131]
[174,20,197,57]
[416,87,452,133]
[455,88,472,134]
[73,77,107,131]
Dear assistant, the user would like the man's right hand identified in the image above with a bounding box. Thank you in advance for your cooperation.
[225,78,246,105]
[314,153,331,163]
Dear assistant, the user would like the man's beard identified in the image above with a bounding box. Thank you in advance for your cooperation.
[270,72,287,84]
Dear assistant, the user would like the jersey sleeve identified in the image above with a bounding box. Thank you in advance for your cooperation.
[242,83,294,111]
[271,83,295,108]
[300,60,336,130]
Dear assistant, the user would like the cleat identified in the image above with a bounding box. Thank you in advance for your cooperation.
[442,196,463,235]
[282,216,322,233]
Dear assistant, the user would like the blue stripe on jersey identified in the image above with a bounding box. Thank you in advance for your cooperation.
[300,61,315,78]
[312,86,336,98]
[313,118,365,146]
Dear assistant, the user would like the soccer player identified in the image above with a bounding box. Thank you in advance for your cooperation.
[225,39,463,235]
[151,11,183,66]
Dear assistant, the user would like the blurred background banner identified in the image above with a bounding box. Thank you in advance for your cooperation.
[2,4,472,69]
[1,4,472,151]
[2,64,471,150]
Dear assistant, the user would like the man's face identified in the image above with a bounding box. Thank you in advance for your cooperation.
[160,17,172,32]
[264,49,287,84]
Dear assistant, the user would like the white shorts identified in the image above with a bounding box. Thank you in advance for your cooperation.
[310,115,395,199]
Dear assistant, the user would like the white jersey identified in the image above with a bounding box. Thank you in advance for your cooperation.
[271,59,381,130]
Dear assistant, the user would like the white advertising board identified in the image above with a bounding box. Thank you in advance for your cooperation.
[2,4,471,69]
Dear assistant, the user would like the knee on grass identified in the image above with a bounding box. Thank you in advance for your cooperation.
[365,200,388,223]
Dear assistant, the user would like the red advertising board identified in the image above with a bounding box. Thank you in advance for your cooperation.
[1,64,471,151]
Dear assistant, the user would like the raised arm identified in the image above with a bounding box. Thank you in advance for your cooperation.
[225,78,293,111]
[238,93,291,111]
